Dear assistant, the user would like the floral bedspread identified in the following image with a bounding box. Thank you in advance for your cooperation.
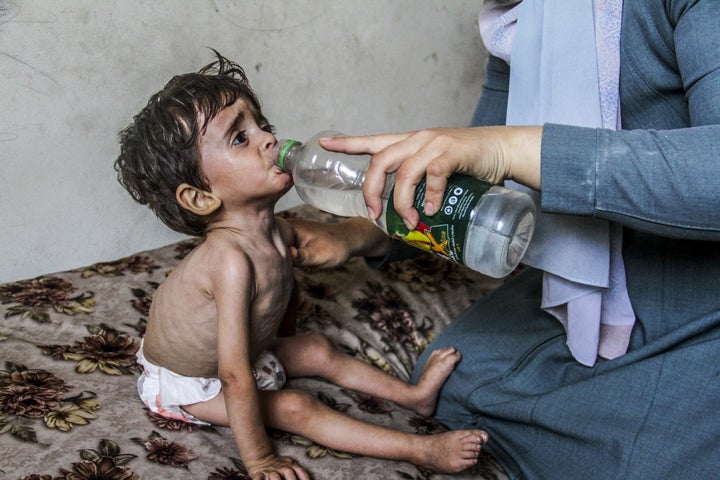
[0,206,509,480]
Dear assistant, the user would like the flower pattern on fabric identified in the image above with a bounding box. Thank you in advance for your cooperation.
[57,439,139,480]
[40,325,139,375]
[0,363,100,443]
[76,255,161,278]
[132,430,198,468]
[0,276,94,322]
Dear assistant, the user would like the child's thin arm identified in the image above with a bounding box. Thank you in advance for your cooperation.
[214,250,308,479]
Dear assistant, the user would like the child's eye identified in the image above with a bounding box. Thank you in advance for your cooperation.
[232,131,248,146]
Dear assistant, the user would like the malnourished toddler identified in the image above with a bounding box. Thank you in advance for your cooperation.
[115,51,487,479]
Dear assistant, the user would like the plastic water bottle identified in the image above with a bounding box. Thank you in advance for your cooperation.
[275,130,536,278]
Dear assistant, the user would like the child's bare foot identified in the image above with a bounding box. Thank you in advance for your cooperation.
[410,347,461,416]
[414,430,489,473]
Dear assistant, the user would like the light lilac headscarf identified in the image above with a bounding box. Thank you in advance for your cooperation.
[479,0,635,366]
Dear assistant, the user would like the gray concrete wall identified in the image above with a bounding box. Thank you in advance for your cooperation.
[0,0,487,282]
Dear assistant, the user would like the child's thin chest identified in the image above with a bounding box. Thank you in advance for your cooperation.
[247,251,294,350]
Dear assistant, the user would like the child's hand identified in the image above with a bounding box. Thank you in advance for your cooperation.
[246,453,311,480]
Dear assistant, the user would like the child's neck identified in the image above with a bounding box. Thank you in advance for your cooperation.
[205,204,278,238]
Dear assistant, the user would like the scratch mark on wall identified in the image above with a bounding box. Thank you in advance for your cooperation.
[0,52,58,83]
[208,0,326,32]
[1,1,57,26]
[219,12,325,32]
[0,0,17,25]
[16,80,50,96]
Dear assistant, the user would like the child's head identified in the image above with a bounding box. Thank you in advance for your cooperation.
[115,50,271,236]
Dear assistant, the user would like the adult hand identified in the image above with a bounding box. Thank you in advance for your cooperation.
[246,453,310,480]
[287,217,391,269]
[320,126,542,230]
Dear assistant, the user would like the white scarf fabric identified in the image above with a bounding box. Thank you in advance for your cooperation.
[479,0,635,366]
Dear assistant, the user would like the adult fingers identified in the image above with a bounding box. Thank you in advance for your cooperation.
[380,130,457,228]
[292,246,324,268]
[320,133,412,220]
[408,128,505,217]
[292,240,346,269]
[422,153,462,216]
[292,244,323,268]
[361,131,430,222]
[319,132,410,155]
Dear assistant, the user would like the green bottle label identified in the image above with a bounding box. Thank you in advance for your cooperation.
[385,175,491,263]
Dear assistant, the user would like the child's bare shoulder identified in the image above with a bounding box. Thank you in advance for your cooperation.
[187,235,255,284]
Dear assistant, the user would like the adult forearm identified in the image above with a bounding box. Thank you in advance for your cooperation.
[343,217,393,258]
[501,125,542,190]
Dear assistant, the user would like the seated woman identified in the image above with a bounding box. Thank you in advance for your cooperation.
[288,1,720,478]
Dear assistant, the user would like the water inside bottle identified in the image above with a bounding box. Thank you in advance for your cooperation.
[296,185,368,218]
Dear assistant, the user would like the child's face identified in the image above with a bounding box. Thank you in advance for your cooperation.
[197,98,292,207]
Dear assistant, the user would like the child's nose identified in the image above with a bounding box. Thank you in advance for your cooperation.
[260,131,276,150]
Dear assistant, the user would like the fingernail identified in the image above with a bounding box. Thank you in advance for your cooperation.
[424,201,435,215]
[403,217,415,230]
[367,206,377,220]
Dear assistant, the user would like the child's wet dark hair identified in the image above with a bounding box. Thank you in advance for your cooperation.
[115,50,271,236]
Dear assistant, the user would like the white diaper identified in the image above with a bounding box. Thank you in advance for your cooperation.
[136,341,286,425]
[252,350,287,391]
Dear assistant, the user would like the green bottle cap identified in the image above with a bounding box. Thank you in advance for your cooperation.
[277,140,301,171]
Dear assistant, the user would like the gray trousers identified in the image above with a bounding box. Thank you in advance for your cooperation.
[412,267,720,480]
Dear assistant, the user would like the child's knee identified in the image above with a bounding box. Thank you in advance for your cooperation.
[277,389,318,425]
[304,332,340,365]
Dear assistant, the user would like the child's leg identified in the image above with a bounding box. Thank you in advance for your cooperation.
[271,333,461,417]
[186,387,487,473]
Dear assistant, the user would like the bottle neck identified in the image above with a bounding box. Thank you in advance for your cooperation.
[274,140,301,172]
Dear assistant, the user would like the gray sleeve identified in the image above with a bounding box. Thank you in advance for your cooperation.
[541,123,720,240]
[541,1,720,241]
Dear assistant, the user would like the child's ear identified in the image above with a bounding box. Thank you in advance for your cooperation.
[175,183,222,216]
